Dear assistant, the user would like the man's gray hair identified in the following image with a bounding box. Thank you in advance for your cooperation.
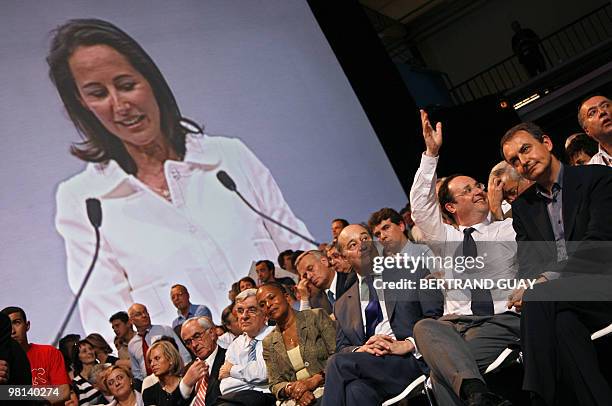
[184,316,215,331]
[88,363,111,384]
[489,161,522,183]
[235,288,258,303]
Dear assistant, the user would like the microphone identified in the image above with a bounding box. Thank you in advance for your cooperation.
[54,198,103,346]
[216,170,319,246]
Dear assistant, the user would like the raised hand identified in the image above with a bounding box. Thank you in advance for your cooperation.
[420,109,443,157]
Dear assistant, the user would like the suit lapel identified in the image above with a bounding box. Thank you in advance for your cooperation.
[345,284,366,344]
[296,312,309,360]
[270,329,293,373]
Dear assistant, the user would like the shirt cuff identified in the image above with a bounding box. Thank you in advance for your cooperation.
[179,379,194,399]
[405,337,421,359]
[299,300,311,311]
[419,153,439,177]
[541,271,560,281]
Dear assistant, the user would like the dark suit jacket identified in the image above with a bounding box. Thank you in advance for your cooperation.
[262,309,336,398]
[205,346,227,406]
[512,164,612,278]
[334,260,444,353]
[309,271,357,313]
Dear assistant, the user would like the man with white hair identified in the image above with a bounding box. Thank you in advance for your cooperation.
[179,316,226,405]
[216,288,275,405]
[488,160,533,219]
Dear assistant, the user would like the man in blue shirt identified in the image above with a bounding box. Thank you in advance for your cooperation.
[170,284,213,330]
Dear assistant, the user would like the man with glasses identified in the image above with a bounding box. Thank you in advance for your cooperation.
[408,110,518,406]
[180,316,226,406]
[215,288,275,405]
[578,95,612,166]
[488,161,533,219]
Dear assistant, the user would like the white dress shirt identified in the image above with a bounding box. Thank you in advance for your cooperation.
[55,134,315,337]
[409,153,519,315]
[588,145,612,166]
[220,325,275,395]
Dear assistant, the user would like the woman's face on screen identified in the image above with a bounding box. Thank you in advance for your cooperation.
[69,44,163,149]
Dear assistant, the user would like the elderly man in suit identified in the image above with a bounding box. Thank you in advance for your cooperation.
[320,224,444,406]
[179,316,226,406]
[502,122,612,406]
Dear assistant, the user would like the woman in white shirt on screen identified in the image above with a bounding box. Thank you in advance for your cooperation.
[47,18,314,336]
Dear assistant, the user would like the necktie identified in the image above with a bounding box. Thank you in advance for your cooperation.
[326,290,336,306]
[248,338,258,361]
[463,227,494,316]
[193,372,209,406]
[362,275,383,339]
[139,331,152,376]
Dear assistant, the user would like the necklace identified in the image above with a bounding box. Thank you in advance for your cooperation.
[149,185,172,201]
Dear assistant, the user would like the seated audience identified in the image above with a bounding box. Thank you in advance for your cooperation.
[409,110,519,406]
[324,244,351,275]
[565,132,598,166]
[501,122,612,406]
[72,338,102,405]
[577,94,612,166]
[259,283,335,406]
[109,312,135,365]
[180,317,226,405]
[214,288,276,405]
[238,277,257,292]
[320,224,443,406]
[1,306,70,403]
[170,284,213,332]
[127,303,190,381]
[86,333,119,365]
[106,365,144,406]
[142,340,188,406]
[255,260,296,287]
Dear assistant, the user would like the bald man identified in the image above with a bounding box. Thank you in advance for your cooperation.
[127,303,191,380]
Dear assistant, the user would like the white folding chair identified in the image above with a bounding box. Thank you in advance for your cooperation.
[381,374,427,406]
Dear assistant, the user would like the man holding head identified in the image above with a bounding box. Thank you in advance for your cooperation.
[296,250,356,312]
[170,284,213,331]
[179,316,227,406]
[501,122,612,406]
[578,94,612,166]
[214,288,275,405]
[321,224,443,406]
[1,306,70,403]
[127,303,190,381]
[488,161,533,219]
[408,110,520,406]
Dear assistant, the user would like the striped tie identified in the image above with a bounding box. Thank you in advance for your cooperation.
[193,373,209,406]
[248,338,258,362]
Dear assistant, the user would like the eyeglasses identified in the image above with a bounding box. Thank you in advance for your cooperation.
[183,330,208,347]
[234,306,260,316]
[454,182,485,197]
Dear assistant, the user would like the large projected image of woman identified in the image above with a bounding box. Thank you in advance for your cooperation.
[48,19,314,335]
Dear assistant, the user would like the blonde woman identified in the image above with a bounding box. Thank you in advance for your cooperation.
[142,340,189,406]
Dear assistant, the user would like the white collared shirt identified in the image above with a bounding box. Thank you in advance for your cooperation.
[324,271,338,302]
[356,273,395,339]
[409,153,518,316]
[56,134,315,338]
[220,325,275,395]
[588,145,612,167]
